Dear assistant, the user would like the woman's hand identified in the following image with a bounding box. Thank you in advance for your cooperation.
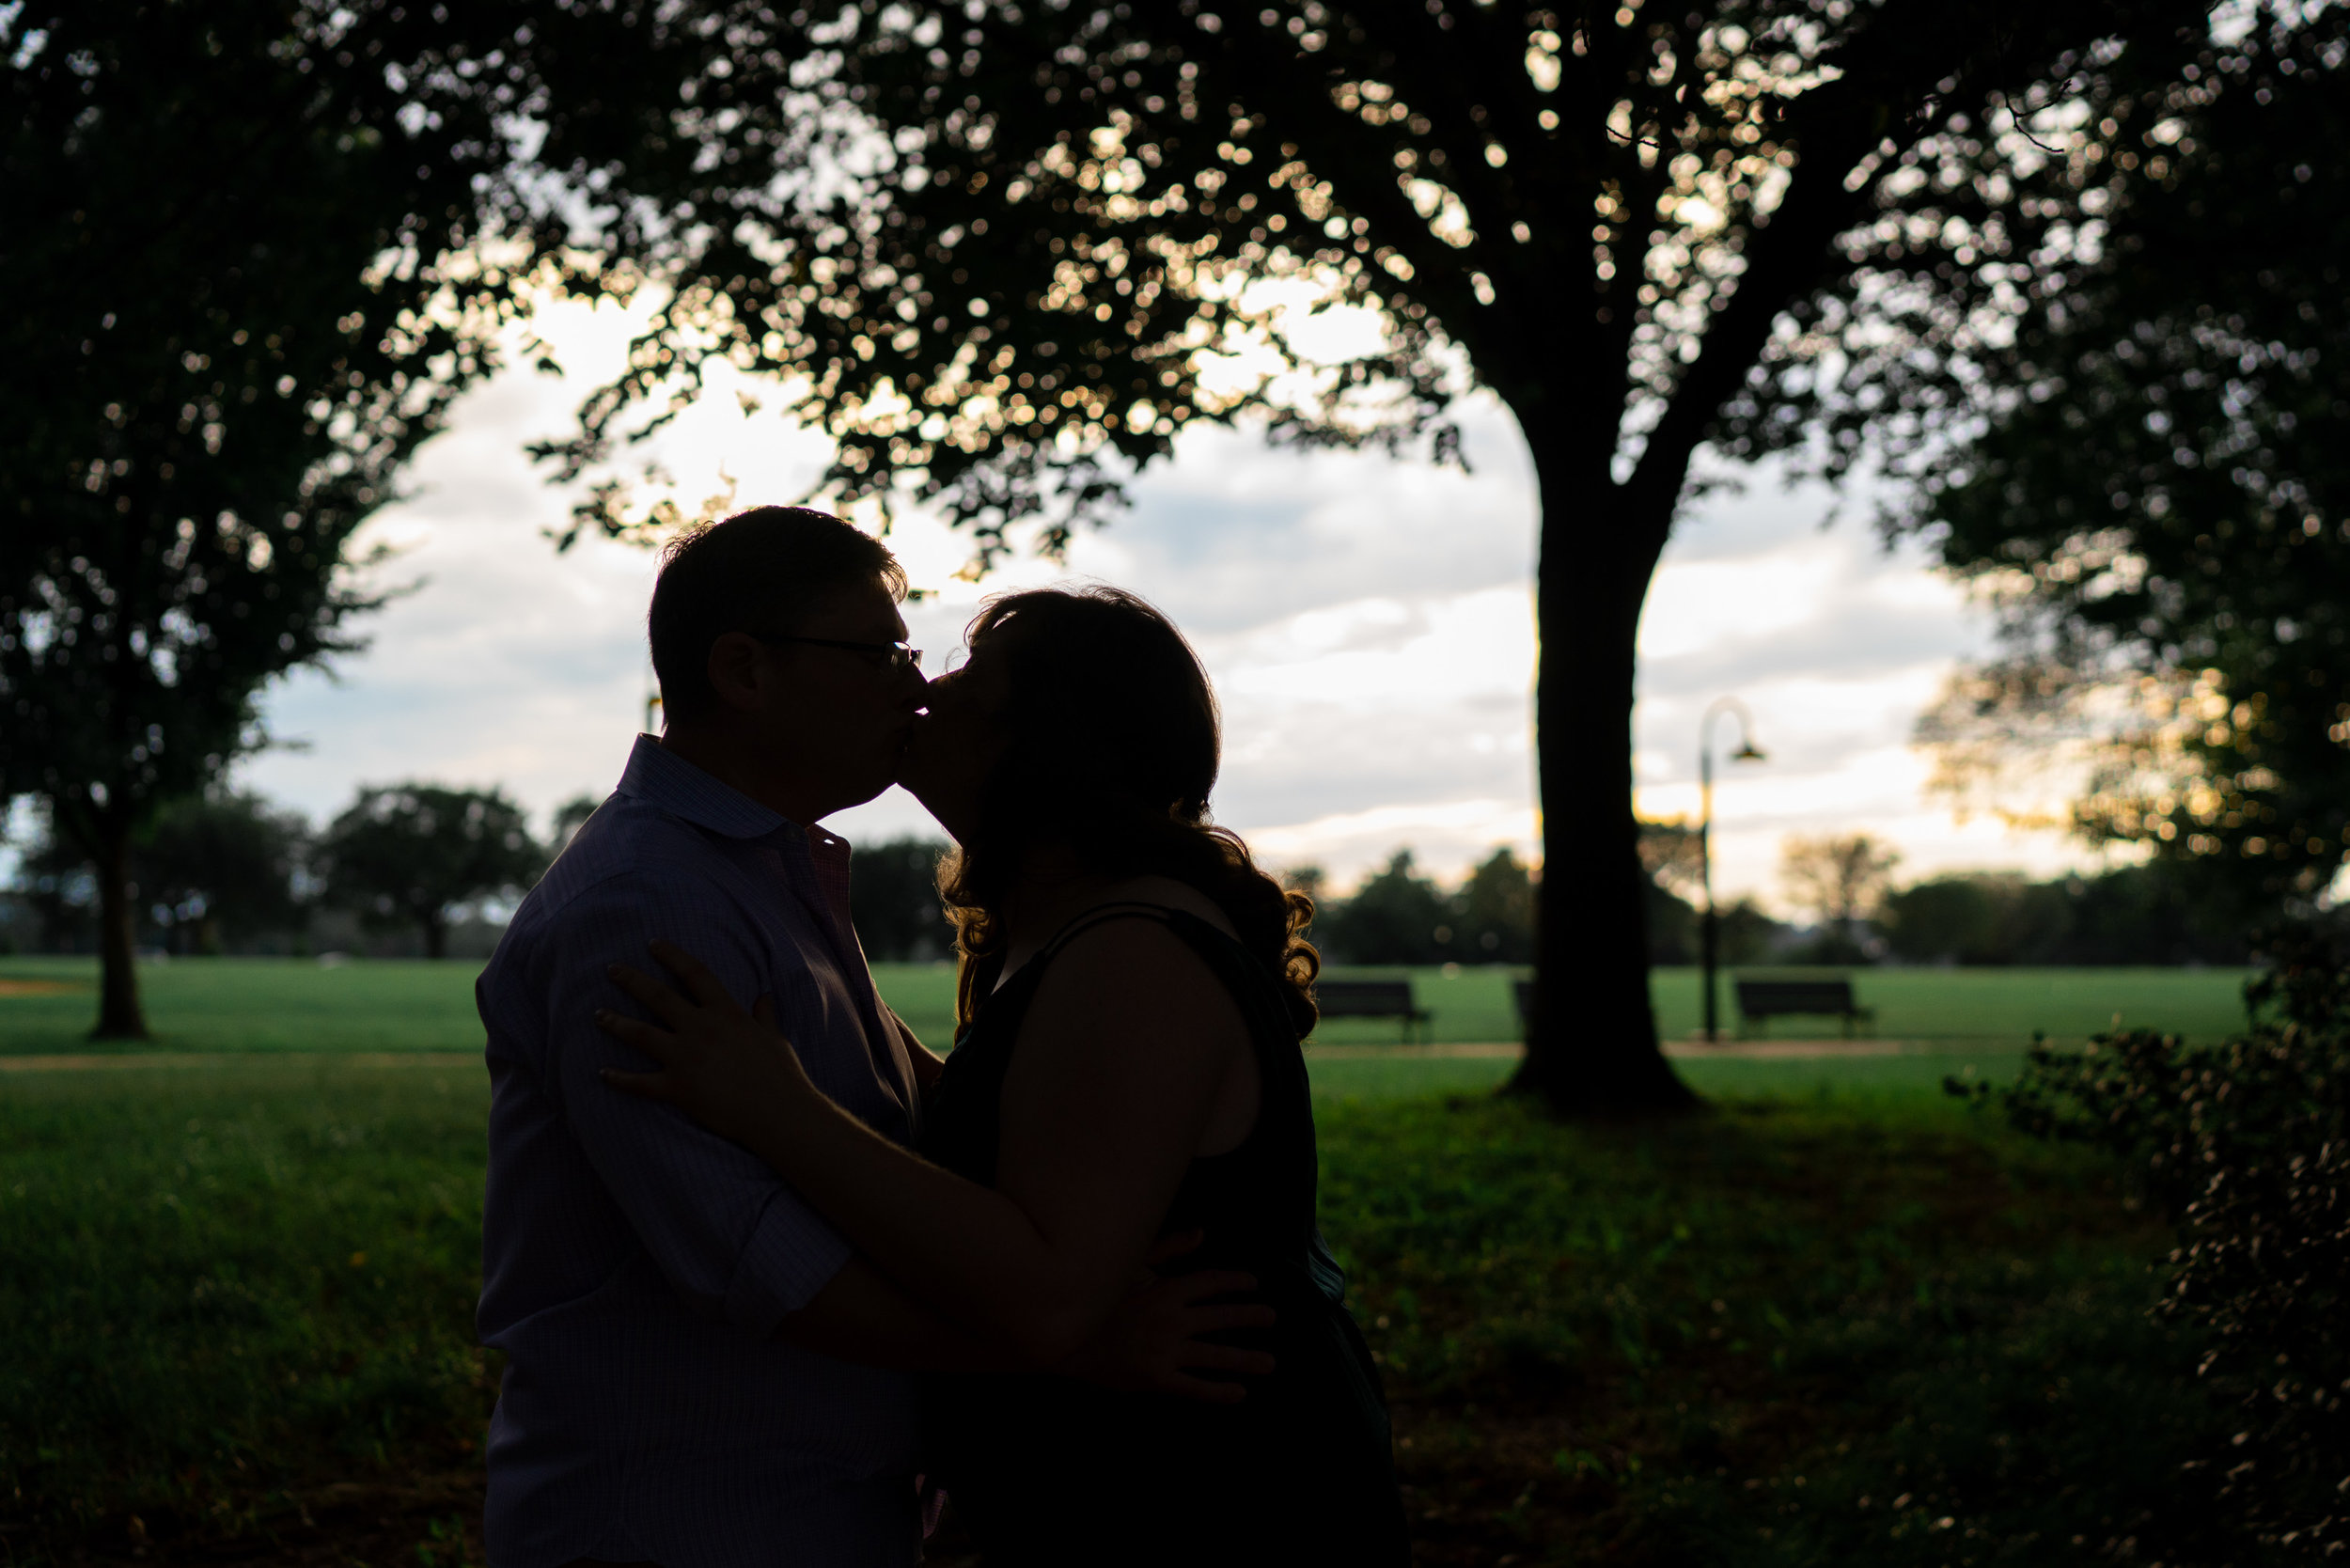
[597,938,819,1152]
[1057,1229,1277,1403]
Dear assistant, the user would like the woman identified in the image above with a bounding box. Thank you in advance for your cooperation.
[596,586,1408,1565]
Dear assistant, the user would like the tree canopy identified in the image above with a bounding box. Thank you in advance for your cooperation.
[0,0,713,1034]
[318,784,542,960]
[1904,8,2350,908]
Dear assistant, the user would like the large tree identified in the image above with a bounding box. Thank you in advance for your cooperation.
[318,784,542,959]
[1896,8,2350,908]
[0,0,705,1035]
[526,0,2217,1112]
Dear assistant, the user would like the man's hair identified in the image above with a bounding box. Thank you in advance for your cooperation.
[648,507,906,721]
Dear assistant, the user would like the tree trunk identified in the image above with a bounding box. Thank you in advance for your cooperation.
[91,812,149,1040]
[1509,428,1700,1116]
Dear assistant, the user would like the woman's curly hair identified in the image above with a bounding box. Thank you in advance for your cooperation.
[936,586,1319,1037]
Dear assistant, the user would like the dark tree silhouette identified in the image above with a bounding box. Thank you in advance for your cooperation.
[1454,846,1536,964]
[849,836,958,962]
[1898,10,2350,910]
[319,785,541,959]
[135,792,310,955]
[1314,850,1451,965]
[531,0,2217,1112]
[1,2,529,1033]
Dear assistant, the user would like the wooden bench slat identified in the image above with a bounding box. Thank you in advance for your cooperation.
[1313,980,1433,1043]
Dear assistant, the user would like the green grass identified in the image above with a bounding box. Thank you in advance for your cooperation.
[0,1059,493,1556]
[0,956,488,1055]
[1325,1093,2240,1565]
[0,955,2259,1056]
[0,1056,2236,1565]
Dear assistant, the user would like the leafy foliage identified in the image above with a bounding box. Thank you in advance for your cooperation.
[7,792,309,954]
[1312,849,1454,965]
[1900,9,2350,907]
[0,0,579,1028]
[847,835,957,963]
[1311,846,1537,966]
[1880,860,2255,966]
[133,792,310,954]
[1778,831,1899,958]
[539,0,2200,550]
[317,785,542,960]
[1969,928,2350,1558]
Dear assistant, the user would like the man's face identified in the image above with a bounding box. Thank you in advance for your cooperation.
[745,575,927,820]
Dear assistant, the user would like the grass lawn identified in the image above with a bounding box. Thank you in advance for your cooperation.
[0,955,2260,1057]
[0,1055,2233,1567]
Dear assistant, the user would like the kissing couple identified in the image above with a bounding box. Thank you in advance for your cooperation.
[476,507,1409,1567]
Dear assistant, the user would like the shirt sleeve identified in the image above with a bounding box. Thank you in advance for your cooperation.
[532,870,852,1338]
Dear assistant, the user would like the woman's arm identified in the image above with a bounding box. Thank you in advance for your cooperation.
[599,924,1252,1369]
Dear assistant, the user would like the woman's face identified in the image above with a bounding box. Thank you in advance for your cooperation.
[896,645,1012,841]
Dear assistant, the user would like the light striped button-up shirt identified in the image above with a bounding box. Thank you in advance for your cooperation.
[478,735,926,1568]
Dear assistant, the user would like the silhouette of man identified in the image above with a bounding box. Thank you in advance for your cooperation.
[477,509,974,1567]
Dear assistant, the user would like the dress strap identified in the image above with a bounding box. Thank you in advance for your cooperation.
[1034,900,1187,962]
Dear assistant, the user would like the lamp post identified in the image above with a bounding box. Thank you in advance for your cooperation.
[1699,697,1765,1043]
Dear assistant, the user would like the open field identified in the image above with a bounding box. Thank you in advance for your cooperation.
[0,1056,2230,1567]
[0,955,2261,1056]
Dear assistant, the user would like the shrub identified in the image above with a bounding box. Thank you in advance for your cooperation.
[1963,929,2350,1560]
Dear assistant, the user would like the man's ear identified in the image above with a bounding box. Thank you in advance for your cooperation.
[703,632,773,713]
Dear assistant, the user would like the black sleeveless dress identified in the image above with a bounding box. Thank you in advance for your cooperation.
[918,903,1410,1566]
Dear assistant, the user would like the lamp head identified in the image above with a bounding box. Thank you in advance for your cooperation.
[1732,742,1766,763]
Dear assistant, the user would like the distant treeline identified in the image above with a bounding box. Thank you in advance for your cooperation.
[1296,840,2255,969]
[7,798,2256,971]
[804,836,2265,970]
[6,785,564,962]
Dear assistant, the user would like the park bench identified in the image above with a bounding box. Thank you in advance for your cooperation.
[1315,979,1434,1044]
[1732,975,1875,1039]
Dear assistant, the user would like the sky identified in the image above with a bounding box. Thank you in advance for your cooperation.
[226,292,2107,913]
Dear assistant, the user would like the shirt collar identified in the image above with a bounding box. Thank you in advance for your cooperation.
[616,733,799,842]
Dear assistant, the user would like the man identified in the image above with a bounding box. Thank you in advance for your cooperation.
[477,509,1253,1568]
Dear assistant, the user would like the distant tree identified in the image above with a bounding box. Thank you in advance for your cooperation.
[318,785,541,960]
[1881,862,2253,966]
[1779,833,1900,963]
[849,836,956,963]
[1896,10,2350,917]
[1643,878,1700,966]
[1281,863,1329,906]
[1637,818,1705,964]
[1713,897,1786,967]
[529,0,2217,1113]
[1637,819,1707,901]
[2060,862,2254,967]
[6,809,97,953]
[135,791,308,955]
[1880,875,2004,965]
[0,0,661,1034]
[1314,850,1451,967]
[1878,871,2071,966]
[1454,847,1535,964]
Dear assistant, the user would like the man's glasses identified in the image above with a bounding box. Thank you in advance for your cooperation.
[756,635,923,674]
